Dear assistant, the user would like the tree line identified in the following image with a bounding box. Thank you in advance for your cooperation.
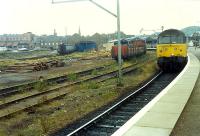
[66,32,134,49]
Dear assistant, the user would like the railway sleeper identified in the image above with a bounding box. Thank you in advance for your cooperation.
[144,88,162,92]
[131,97,151,102]
[123,103,145,107]
[139,94,157,99]
[135,94,154,100]
[145,90,161,94]
[101,117,127,124]
[129,100,149,107]
[154,81,172,84]
[85,126,118,136]
[103,115,130,123]
[148,85,165,90]
[113,111,137,117]
[139,93,158,96]
[127,100,148,105]
[107,114,131,120]
[119,108,141,113]
[123,104,144,111]
[96,120,125,129]
[83,130,112,136]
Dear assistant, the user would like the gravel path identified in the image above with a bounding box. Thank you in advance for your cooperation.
[171,47,200,136]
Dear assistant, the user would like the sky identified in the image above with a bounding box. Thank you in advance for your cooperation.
[0,0,200,36]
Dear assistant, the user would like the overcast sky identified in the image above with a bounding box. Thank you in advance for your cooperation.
[0,0,200,36]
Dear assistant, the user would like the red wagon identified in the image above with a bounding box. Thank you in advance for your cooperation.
[111,38,146,60]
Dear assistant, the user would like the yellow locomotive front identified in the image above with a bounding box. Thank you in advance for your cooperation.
[156,29,188,71]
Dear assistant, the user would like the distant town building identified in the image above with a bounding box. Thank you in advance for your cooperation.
[0,30,68,49]
[33,35,67,49]
[0,32,34,48]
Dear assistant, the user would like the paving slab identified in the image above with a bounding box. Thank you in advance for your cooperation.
[135,112,179,129]
[158,94,190,104]
[123,126,171,136]
[149,102,185,114]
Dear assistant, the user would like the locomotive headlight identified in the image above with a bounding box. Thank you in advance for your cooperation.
[171,53,174,56]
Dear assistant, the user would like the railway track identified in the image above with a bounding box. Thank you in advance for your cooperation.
[0,65,109,97]
[0,62,143,118]
[53,71,179,136]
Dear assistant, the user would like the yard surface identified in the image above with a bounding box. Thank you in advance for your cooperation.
[0,50,112,88]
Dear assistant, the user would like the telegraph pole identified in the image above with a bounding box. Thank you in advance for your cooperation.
[52,0,123,85]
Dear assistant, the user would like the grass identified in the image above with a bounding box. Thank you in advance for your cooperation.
[33,81,48,92]
[91,69,98,76]
[86,81,100,89]
[39,117,50,133]
[67,73,77,81]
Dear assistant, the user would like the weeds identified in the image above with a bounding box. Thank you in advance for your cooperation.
[0,129,6,136]
[87,81,100,89]
[17,86,29,93]
[37,95,48,104]
[34,81,48,92]
[39,117,50,134]
[68,73,77,81]
[91,69,98,76]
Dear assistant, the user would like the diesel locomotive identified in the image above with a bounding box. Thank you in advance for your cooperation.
[157,29,188,71]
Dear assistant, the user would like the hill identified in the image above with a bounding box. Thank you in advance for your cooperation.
[181,26,200,36]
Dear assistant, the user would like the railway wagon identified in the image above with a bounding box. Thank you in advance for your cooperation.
[156,29,188,71]
[75,41,97,52]
[145,37,157,48]
[57,43,76,55]
[111,38,146,60]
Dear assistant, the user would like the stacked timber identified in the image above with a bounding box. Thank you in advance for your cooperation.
[3,60,65,73]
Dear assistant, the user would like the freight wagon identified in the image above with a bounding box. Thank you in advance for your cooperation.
[111,38,146,60]
[57,43,76,55]
[57,41,97,55]
[75,41,97,52]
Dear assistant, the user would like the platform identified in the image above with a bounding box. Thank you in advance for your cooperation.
[171,47,200,136]
[112,53,200,136]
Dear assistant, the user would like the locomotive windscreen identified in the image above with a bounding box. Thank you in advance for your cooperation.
[158,29,186,44]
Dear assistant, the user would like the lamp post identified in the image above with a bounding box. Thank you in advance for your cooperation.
[52,0,122,84]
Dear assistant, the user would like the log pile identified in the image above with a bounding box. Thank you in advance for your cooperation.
[3,60,65,73]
